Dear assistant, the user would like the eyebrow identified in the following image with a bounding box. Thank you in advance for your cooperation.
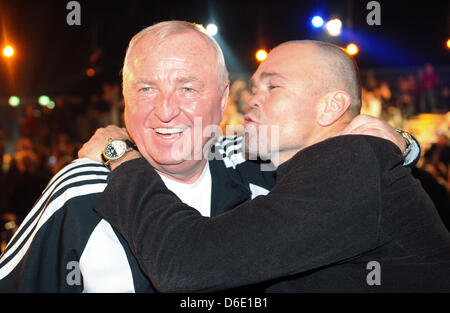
[250,72,286,89]
[135,77,203,85]
[135,79,156,85]
[176,76,201,84]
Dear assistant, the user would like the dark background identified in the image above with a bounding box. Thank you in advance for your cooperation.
[0,0,449,98]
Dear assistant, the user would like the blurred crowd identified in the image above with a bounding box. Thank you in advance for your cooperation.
[0,83,124,249]
[361,63,448,125]
[358,64,449,230]
[1,64,449,250]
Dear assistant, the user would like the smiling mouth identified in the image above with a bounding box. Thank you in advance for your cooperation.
[154,127,186,138]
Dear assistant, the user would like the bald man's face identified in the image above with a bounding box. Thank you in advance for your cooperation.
[246,43,323,159]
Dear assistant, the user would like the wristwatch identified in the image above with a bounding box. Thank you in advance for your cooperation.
[395,129,413,158]
[101,139,138,169]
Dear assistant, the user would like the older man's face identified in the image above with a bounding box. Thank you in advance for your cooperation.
[123,31,227,175]
[245,43,322,160]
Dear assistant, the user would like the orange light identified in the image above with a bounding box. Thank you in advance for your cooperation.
[346,43,359,55]
[447,38,450,49]
[255,49,268,62]
[86,68,96,77]
[2,45,14,58]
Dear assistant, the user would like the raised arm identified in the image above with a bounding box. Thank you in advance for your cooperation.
[340,114,420,166]
[94,135,386,292]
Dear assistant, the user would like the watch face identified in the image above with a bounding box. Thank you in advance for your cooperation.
[104,140,127,160]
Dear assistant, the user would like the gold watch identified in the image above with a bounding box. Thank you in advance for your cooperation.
[101,139,138,168]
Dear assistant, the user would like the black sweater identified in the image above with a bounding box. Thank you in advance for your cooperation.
[95,135,450,292]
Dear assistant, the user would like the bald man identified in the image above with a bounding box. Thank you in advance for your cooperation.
[88,40,450,292]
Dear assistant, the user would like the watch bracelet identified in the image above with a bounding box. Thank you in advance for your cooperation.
[395,129,413,157]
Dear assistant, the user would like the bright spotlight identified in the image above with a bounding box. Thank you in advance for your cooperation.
[38,95,50,106]
[346,43,359,55]
[255,49,268,62]
[8,96,20,107]
[2,45,14,58]
[447,38,450,49]
[311,16,324,28]
[326,18,342,36]
[206,24,218,36]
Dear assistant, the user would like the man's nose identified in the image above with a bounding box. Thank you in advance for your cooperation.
[248,92,262,110]
[154,92,181,122]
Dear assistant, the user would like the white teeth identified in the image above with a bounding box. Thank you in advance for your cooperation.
[155,127,185,134]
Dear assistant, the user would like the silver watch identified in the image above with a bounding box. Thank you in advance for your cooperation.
[395,129,413,157]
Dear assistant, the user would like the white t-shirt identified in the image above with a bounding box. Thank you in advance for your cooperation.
[158,162,212,217]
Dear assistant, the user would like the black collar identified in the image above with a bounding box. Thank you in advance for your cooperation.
[208,159,253,217]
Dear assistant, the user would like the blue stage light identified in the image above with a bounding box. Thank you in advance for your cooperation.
[311,16,324,28]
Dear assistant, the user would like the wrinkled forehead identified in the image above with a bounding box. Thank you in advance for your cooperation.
[127,32,217,75]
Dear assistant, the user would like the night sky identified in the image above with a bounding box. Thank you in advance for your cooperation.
[0,0,449,98]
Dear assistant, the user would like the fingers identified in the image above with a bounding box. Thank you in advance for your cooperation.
[77,125,131,162]
[340,115,406,152]
[78,138,104,162]
[339,115,368,135]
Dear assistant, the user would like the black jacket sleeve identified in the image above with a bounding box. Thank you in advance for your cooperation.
[94,135,386,292]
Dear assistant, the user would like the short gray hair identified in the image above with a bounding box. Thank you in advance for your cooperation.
[122,20,229,91]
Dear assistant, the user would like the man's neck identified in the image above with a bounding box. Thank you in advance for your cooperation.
[273,122,349,167]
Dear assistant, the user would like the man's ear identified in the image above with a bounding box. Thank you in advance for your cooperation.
[317,90,352,127]
[220,81,230,114]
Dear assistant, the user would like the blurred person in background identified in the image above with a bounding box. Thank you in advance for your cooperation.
[102,83,124,127]
[407,74,418,103]
[239,88,253,115]
[439,87,449,111]
[379,81,393,111]
[396,76,416,118]
[20,104,39,140]
[1,212,17,254]
[424,134,450,189]
[220,95,244,135]
[418,63,440,113]
[4,149,51,225]
[361,88,382,118]
[6,137,35,177]
[365,70,378,92]
[48,133,77,174]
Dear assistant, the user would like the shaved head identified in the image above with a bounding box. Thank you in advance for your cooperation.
[277,40,362,116]
[247,39,363,164]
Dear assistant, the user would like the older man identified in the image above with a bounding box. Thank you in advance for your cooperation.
[0,21,416,292]
[0,21,268,292]
[89,40,450,292]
